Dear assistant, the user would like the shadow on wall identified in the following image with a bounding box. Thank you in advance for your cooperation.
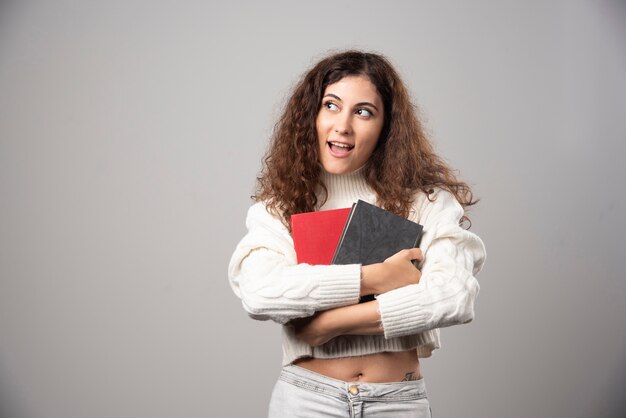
[0,362,27,418]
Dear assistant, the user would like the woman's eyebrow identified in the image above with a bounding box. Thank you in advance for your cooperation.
[323,94,380,112]
[323,93,342,101]
[355,101,379,112]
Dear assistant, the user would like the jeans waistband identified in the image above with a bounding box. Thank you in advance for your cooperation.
[280,364,427,402]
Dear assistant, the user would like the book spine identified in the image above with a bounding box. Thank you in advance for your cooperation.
[331,201,357,264]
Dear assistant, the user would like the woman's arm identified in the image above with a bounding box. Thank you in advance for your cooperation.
[293,300,382,346]
[376,191,485,339]
[228,203,361,324]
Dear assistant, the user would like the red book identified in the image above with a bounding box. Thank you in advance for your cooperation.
[291,207,352,265]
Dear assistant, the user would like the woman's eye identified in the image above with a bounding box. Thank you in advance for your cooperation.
[356,108,372,117]
[324,102,339,111]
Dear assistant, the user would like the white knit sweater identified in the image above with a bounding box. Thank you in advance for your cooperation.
[228,168,486,365]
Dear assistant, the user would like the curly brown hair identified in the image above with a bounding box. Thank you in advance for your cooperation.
[255,50,477,229]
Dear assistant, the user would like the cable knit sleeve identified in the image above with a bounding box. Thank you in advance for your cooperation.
[228,202,362,324]
[375,189,486,339]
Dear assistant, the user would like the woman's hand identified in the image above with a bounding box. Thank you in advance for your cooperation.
[361,248,423,296]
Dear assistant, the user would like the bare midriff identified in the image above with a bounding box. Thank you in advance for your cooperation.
[293,350,421,383]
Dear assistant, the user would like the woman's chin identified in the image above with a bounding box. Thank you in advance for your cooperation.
[321,162,356,175]
[319,147,370,175]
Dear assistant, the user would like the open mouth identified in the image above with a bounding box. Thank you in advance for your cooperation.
[327,141,354,156]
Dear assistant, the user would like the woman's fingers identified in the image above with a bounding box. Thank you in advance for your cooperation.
[403,247,423,261]
[386,247,423,263]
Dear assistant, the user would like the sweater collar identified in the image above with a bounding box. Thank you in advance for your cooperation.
[317,165,375,210]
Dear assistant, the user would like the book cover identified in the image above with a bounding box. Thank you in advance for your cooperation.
[291,207,352,265]
[332,199,423,267]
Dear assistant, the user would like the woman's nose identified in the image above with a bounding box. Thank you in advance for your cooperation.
[333,113,352,135]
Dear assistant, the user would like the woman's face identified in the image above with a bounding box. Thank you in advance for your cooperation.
[316,75,384,175]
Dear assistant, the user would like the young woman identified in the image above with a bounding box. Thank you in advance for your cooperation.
[228,50,486,417]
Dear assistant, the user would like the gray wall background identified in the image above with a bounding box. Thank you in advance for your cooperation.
[1,1,625,417]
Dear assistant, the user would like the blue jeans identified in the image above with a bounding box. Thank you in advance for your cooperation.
[268,364,432,418]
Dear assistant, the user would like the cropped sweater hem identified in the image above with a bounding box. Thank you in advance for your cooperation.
[281,327,441,366]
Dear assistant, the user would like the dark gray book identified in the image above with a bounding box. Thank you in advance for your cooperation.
[332,200,423,301]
